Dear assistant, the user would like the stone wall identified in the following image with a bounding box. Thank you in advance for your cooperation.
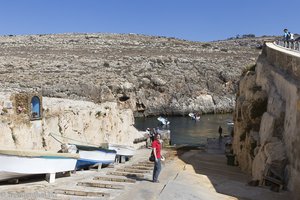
[0,93,143,152]
[233,42,300,194]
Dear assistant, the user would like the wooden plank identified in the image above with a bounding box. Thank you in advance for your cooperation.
[264,176,283,186]
[54,189,109,198]
[124,166,153,170]
[139,161,153,165]
[107,171,144,178]
[132,163,153,167]
[77,182,125,189]
[93,176,136,183]
[116,168,150,173]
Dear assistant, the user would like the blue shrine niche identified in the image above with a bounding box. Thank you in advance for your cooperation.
[31,96,41,119]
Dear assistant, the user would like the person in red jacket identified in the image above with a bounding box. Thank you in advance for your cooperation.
[152,134,162,183]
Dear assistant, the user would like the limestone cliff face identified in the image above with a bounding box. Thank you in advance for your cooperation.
[0,33,265,116]
[0,94,143,151]
[233,43,300,193]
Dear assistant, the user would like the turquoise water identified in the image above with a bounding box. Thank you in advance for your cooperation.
[134,114,233,145]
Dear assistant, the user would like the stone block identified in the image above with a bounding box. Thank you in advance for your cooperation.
[252,148,267,180]
[264,141,286,164]
[259,112,275,145]
[45,173,56,183]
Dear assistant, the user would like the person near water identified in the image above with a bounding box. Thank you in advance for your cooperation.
[152,134,162,183]
[146,128,152,148]
[218,126,223,138]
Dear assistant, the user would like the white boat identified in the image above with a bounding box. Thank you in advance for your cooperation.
[227,122,234,126]
[69,144,117,170]
[157,116,170,125]
[226,119,234,126]
[0,149,79,183]
[188,113,200,120]
[108,144,135,157]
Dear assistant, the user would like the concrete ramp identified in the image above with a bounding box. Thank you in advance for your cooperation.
[159,169,237,200]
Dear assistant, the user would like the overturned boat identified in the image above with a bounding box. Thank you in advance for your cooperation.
[0,149,79,183]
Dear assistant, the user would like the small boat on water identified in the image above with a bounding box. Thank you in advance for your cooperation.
[188,113,201,120]
[227,122,234,126]
[157,116,170,125]
[68,144,117,170]
[0,149,79,183]
[189,113,200,120]
[226,119,234,126]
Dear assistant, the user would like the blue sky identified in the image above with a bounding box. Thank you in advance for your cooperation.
[0,0,298,42]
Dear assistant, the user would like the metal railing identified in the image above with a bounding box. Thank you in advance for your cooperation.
[275,40,300,52]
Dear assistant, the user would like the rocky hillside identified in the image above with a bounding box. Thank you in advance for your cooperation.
[0,33,267,116]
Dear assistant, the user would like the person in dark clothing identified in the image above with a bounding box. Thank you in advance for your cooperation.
[218,126,223,138]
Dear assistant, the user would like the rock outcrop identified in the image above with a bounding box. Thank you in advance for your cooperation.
[0,33,265,116]
[233,42,300,194]
[0,93,143,151]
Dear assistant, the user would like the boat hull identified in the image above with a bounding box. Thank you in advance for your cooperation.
[0,150,78,182]
[108,144,135,157]
[75,148,116,169]
[157,117,170,125]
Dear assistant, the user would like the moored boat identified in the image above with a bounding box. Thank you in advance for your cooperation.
[69,144,117,170]
[0,149,79,183]
[188,113,201,120]
[157,116,170,125]
[226,119,234,126]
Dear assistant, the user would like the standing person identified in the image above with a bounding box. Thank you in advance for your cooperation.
[218,126,223,138]
[283,29,291,47]
[152,134,162,183]
[283,29,290,40]
[146,128,152,148]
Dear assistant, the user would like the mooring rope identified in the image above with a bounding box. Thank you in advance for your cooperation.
[49,133,64,144]
[49,132,99,146]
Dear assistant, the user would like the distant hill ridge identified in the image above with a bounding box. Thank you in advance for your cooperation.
[0,33,271,116]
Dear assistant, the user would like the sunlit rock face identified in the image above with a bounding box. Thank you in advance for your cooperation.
[233,43,300,193]
[0,95,143,151]
[0,33,264,116]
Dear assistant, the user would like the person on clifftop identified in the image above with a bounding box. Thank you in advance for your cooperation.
[283,28,291,47]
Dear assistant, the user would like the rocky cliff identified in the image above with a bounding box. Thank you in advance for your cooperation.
[0,33,265,116]
[0,92,143,151]
[233,42,300,195]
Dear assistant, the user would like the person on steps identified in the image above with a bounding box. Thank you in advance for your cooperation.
[152,134,162,183]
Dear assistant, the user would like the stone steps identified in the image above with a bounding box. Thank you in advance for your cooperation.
[77,181,125,189]
[106,171,144,178]
[93,176,136,183]
[124,166,153,170]
[54,189,110,198]
[116,168,150,173]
